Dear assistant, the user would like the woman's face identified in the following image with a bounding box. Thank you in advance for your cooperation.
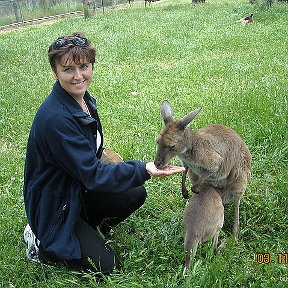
[53,54,93,100]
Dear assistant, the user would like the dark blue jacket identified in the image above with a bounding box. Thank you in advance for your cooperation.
[24,81,150,259]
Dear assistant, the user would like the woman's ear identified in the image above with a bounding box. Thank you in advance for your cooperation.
[52,69,58,80]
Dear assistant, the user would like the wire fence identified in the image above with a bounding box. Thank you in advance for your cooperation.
[0,0,131,27]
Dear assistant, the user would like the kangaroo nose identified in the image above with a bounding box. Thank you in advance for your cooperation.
[154,160,162,169]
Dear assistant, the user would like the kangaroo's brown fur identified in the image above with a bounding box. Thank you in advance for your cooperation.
[183,184,224,275]
[154,100,251,236]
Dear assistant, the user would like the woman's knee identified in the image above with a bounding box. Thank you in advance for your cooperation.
[130,185,147,207]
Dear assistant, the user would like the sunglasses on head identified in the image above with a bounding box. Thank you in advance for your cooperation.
[53,36,89,50]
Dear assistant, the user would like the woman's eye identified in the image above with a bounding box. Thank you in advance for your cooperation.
[81,64,89,69]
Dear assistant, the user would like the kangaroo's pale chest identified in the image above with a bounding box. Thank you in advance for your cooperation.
[180,157,205,176]
[179,155,228,188]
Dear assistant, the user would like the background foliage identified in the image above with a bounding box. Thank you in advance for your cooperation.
[0,0,287,287]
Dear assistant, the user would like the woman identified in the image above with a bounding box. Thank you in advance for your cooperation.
[23,32,184,275]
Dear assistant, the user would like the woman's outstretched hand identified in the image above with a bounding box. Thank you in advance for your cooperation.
[146,162,185,177]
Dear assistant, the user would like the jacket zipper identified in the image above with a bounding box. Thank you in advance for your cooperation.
[48,204,67,238]
[60,204,67,222]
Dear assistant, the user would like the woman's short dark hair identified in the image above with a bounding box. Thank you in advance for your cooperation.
[48,32,96,71]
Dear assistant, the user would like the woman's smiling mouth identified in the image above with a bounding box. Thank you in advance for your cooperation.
[72,80,85,86]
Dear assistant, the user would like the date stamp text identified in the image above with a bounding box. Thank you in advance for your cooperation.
[256,253,288,264]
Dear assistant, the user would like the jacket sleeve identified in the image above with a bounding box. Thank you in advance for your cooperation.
[45,116,150,193]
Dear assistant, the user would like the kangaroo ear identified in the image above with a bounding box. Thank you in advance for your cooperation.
[160,100,174,125]
[179,108,201,129]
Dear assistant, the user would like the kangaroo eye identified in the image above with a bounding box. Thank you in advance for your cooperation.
[168,145,176,151]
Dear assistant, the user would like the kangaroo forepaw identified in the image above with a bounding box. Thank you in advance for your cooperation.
[182,188,189,199]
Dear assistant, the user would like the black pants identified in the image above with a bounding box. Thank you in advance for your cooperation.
[39,186,147,275]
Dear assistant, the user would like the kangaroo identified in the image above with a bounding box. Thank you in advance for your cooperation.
[183,184,224,275]
[154,100,251,236]
[237,13,253,25]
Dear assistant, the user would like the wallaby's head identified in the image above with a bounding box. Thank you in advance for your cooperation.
[154,100,201,169]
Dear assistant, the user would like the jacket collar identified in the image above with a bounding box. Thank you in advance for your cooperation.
[52,81,96,126]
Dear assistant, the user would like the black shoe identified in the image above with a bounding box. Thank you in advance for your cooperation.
[99,222,114,238]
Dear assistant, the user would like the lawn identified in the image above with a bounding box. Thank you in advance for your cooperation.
[0,0,287,287]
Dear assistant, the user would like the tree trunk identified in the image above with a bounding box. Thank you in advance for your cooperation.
[12,0,22,22]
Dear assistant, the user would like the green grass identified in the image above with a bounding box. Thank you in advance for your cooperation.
[0,0,287,287]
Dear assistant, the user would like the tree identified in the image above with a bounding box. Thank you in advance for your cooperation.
[11,0,23,22]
